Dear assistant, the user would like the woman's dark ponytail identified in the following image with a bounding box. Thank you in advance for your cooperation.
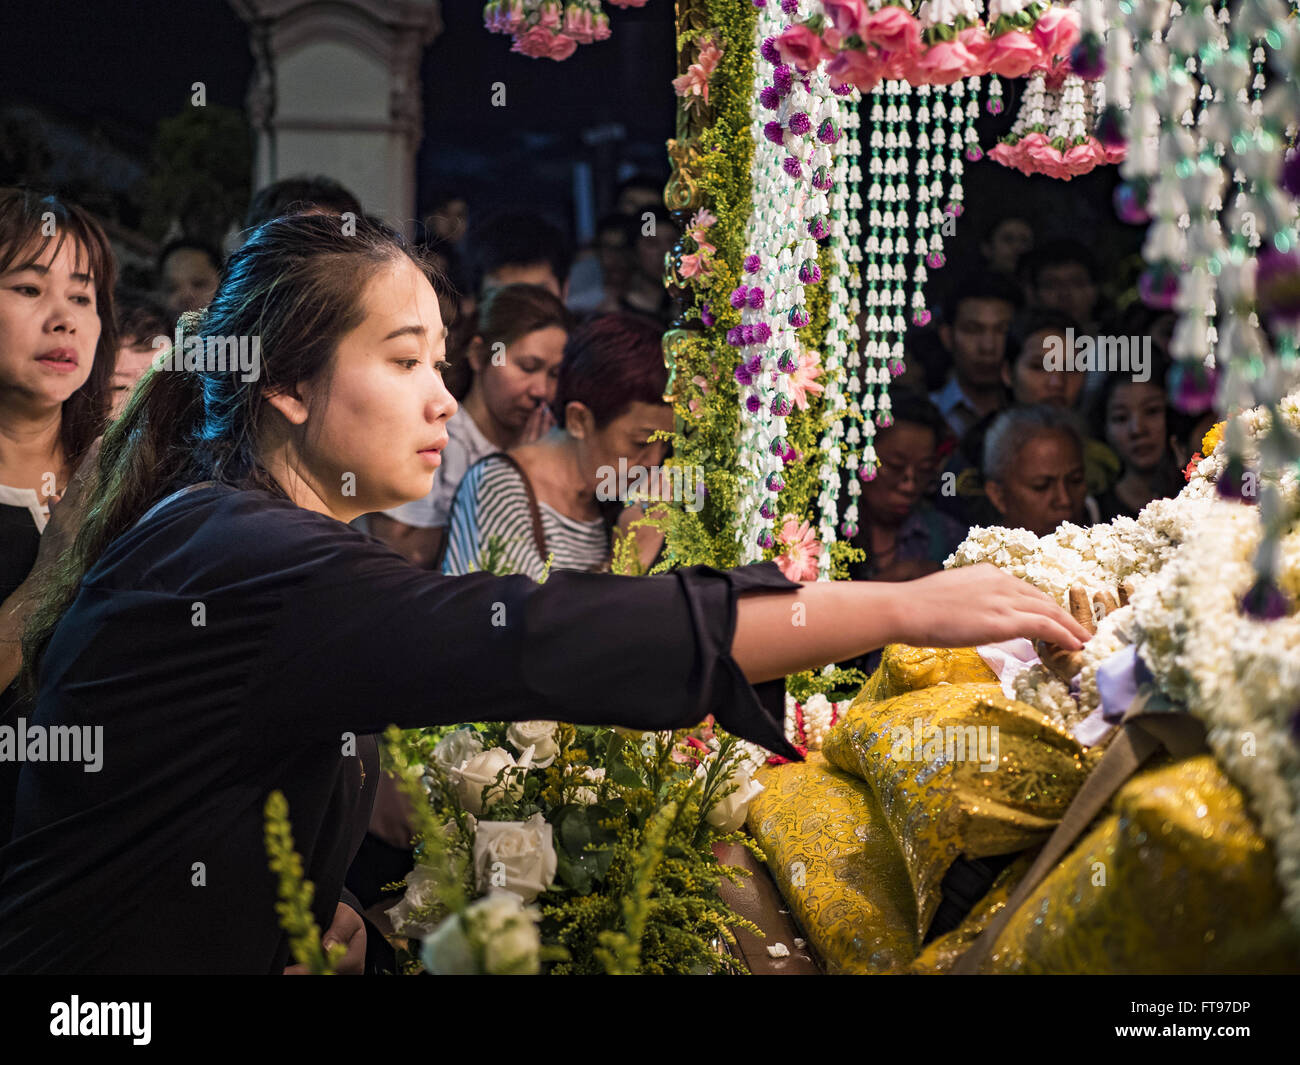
[20,212,442,697]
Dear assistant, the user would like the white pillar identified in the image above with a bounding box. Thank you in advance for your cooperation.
[230,0,442,237]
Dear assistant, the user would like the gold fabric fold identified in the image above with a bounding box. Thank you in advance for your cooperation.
[824,680,1091,934]
[915,756,1300,973]
[747,753,919,973]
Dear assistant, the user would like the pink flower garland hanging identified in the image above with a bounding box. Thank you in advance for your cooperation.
[483,0,621,61]
[774,0,1081,91]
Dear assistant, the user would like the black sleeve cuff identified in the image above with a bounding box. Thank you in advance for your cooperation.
[674,561,804,762]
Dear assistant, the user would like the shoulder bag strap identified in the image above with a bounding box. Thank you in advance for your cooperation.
[490,453,548,561]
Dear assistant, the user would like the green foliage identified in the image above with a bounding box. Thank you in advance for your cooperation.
[141,105,251,244]
[385,722,760,975]
[263,791,346,975]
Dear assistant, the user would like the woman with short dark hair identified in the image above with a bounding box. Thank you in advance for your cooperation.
[443,312,674,579]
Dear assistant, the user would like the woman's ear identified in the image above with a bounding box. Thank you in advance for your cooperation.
[984,478,1007,516]
[466,336,487,375]
[565,401,594,439]
[262,382,312,427]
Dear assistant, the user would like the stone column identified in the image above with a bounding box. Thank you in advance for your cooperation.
[229,0,442,236]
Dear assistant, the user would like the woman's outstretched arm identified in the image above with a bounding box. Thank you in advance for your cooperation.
[732,563,1090,685]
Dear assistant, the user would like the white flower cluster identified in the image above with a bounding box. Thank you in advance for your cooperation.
[782,691,844,750]
[944,392,1300,930]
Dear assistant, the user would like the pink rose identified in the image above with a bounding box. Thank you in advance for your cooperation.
[861,6,921,56]
[511,25,555,58]
[1032,6,1080,59]
[774,24,827,73]
[592,12,610,41]
[538,1,562,30]
[1061,141,1098,177]
[957,24,992,71]
[988,141,1016,168]
[1024,136,1065,177]
[986,29,1044,78]
[1101,139,1127,164]
[912,39,977,85]
[881,49,922,81]
[825,47,885,91]
[822,0,870,36]
[548,32,578,60]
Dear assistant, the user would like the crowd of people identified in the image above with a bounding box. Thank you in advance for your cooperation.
[0,171,1131,973]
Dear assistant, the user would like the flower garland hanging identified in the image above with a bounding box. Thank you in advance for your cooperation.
[773,0,1081,89]
[483,1,651,60]
[1099,0,1300,601]
[988,65,1125,178]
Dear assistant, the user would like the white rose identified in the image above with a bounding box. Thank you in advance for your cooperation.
[700,763,766,833]
[421,893,541,975]
[432,728,484,774]
[385,863,440,936]
[506,720,559,768]
[566,765,605,805]
[451,746,533,815]
[471,812,557,903]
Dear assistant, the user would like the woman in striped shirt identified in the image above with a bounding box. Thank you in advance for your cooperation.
[444,313,670,580]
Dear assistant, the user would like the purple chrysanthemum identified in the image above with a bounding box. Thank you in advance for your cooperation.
[817,118,839,144]
[745,353,763,375]
[1112,180,1149,224]
[780,0,799,14]
[1169,360,1217,414]
[1138,264,1179,310]
[754,321,772,342]
[1282,146,1300,199]
[747,287,766,309]
[798,260,822,284]
[789,112,812,135]
[735,364,754,386]
[772,65,793,94]
[744,254,761,274]
[811,166,833,191]
[777,349,797,373]
[807,216,828,240]
[1256,247,1300,326]
[700,302,715,327]
[1241,578,1291,621]
[726,327,743,347]
[765,471,784,493]
[740,324,755,344]
[788,307,810,328]
[1070,34,1106,80]
[770,394,793,417]
[730,284,749,309]
[763,121,786,146]
[1096,105,1126,149]
[831,82,852,96]
[745,392,763,413]
[759,85,781,110]
[783,156,803,178]
[760,37,781,65]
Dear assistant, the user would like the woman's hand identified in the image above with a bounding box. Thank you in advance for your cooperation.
[519,403,555,445]
[283,902,366,975]
[733,563,1094,686]
[889,564,1093,651]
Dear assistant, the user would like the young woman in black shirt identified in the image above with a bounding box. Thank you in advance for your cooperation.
[0,214,1087,974]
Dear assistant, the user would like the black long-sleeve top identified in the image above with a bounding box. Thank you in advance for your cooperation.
[0,483,800,974]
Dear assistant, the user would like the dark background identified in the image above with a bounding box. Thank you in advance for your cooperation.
[0,1,1144,310]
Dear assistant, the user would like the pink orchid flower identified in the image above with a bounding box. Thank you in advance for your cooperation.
[776,516,823,582]
[789,350,825,410]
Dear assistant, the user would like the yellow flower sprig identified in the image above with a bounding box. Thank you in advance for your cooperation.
[263,790,346,975]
